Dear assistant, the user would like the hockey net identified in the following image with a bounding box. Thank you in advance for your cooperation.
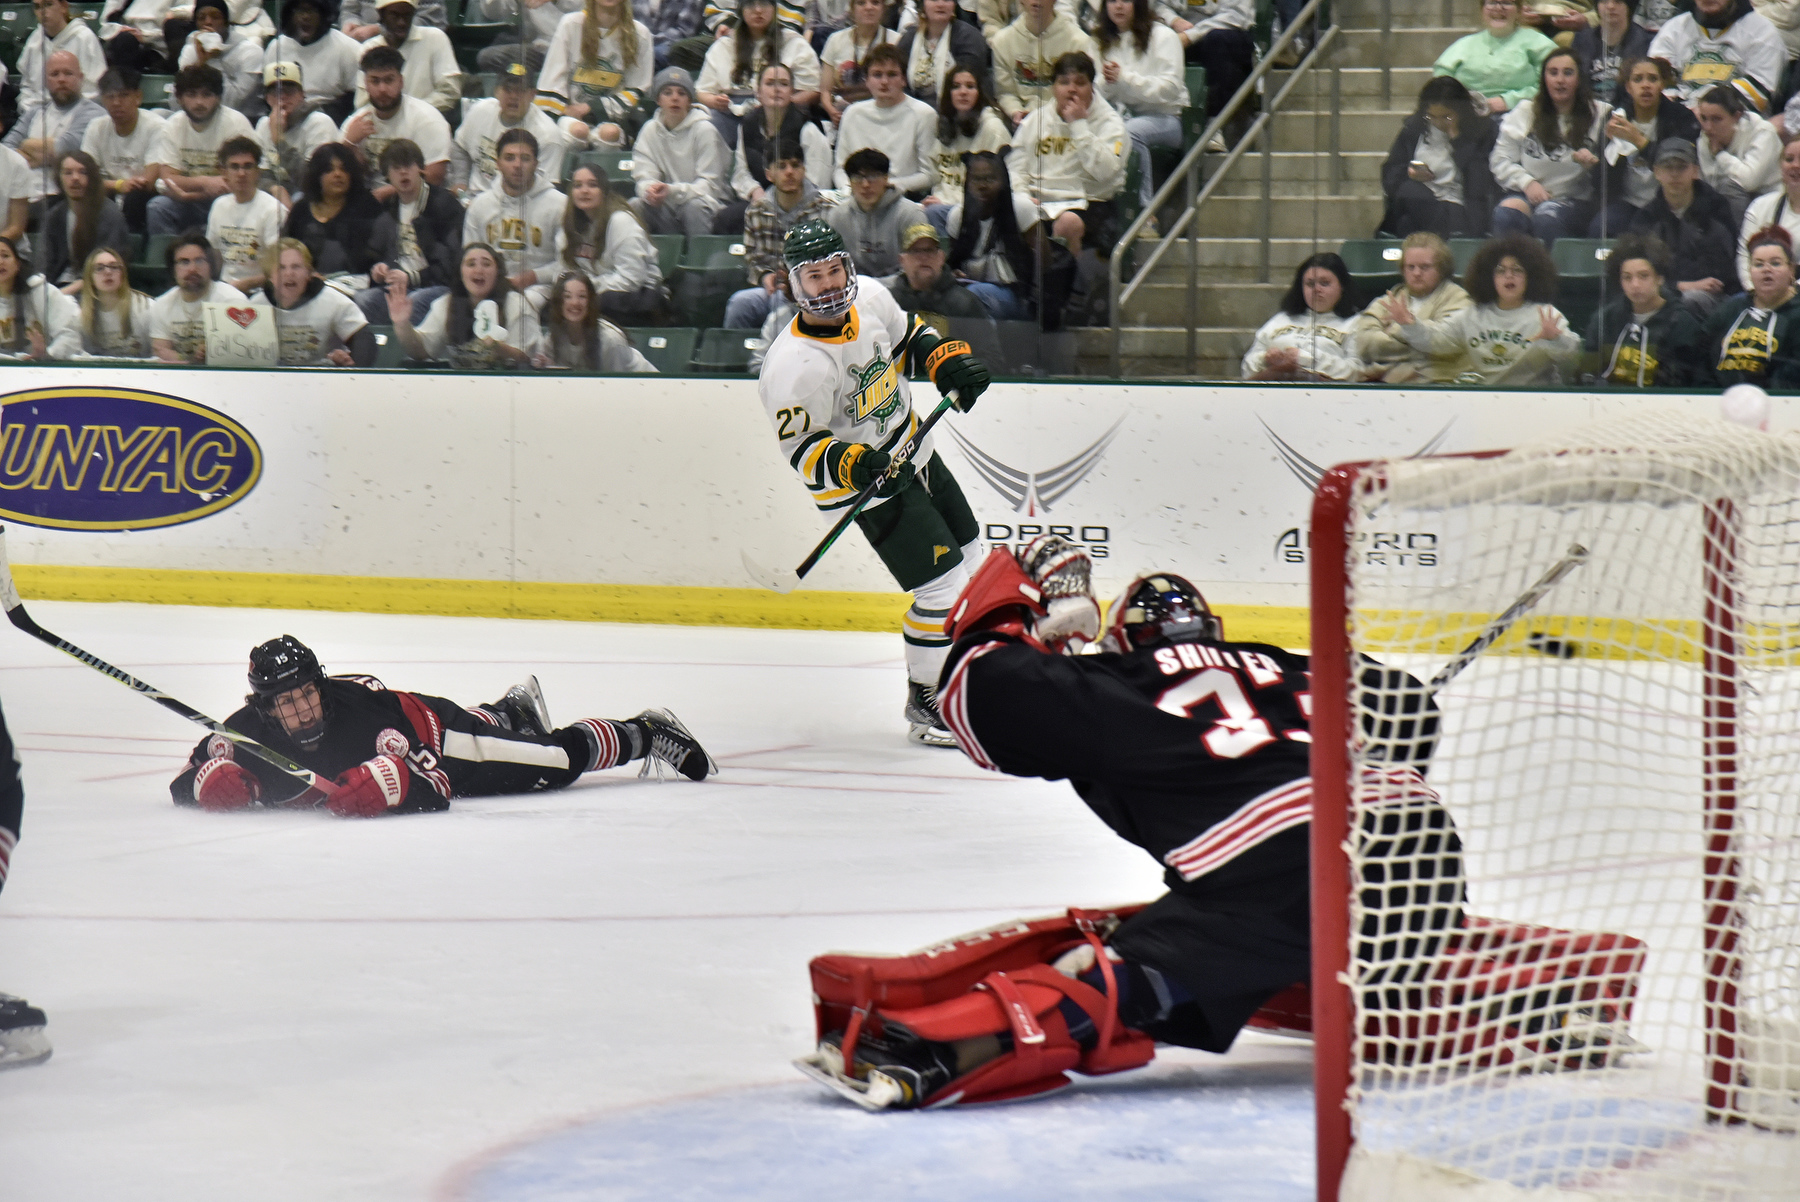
[1310,412,1800,1202]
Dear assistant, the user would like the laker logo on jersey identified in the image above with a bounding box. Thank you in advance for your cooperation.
[846,348,904,434]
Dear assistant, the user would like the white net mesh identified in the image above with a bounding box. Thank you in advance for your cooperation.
[1335,412,1800,1201]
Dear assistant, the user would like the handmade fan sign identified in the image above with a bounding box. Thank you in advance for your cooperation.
[203,302,278,367]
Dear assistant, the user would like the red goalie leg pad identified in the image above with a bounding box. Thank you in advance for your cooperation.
[943,548,1048,644]
[808,904,1148,1050]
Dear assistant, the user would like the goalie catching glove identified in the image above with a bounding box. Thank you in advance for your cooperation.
[944,534,1100,652]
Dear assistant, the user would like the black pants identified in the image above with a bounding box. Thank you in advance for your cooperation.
[1184,27,1254,117]
[1379,180,1469,239]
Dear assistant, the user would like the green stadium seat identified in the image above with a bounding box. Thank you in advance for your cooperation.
[562,148,635,184]
[0,2,34,36]
[624,326,697,374]
[1340,238,1404,296]
[448,0,513,47]
[366,324,408,367]
[693,327,761,373]
[1449,237,1485,276]
[140,74,176,108]
[132,233,179,292]
[1180,65,1208,147]
[650,234,683,280]
[1551,238,1615,332]
[675,237,749,328]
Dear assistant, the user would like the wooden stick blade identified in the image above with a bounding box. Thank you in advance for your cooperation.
[741,550,801,595]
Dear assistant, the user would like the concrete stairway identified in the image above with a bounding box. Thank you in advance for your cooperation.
[1080,0,1464,378]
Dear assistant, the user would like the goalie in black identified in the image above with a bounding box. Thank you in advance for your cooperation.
[169,636,718,817]
[797,536,1464,1109]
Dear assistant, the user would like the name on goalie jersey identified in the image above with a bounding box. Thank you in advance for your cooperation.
[846,348,904,434]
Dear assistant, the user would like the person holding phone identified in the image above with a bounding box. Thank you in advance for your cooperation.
[1378,75,1498,238]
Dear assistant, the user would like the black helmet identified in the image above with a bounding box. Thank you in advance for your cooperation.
[247,636,329,746]
[1106,573,1223,651]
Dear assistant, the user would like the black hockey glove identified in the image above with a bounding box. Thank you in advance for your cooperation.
[925,340,990,412]
[842,445,913,496]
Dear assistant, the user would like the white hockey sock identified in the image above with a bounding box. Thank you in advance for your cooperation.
[904,559,972,686]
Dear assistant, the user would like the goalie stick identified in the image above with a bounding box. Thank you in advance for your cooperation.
[1428,542,1590,693]
[0,526,336,800]
[742,393,965,595]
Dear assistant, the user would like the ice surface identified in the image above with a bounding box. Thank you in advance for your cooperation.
[0,602,1315,1202]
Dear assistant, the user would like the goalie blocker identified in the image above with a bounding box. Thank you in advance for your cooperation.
[797,538,1647,1109]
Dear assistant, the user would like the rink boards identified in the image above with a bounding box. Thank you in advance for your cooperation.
[0,368,1774,642]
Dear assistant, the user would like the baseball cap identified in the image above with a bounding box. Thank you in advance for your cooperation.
[902,223,946,251]
[1653,137,1698,167]
[263,61,303,87]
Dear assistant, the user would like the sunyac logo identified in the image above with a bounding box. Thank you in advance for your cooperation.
[0,387,262,530]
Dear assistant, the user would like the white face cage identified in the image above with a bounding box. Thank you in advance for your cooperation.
[788,252,858,320]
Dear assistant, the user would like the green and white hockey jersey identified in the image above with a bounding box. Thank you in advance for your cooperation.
[758,275,936,512]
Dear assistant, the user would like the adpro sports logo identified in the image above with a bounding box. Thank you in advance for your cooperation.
[944,418,1123,516]
[1261,417,1456,567]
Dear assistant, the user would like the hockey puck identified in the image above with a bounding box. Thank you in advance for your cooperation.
[1528,632,1578,659]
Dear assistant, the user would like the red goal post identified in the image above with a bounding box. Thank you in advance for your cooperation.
[1306,416,1800,1202]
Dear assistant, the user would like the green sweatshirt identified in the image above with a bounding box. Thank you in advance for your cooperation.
[1432,27,1559,111]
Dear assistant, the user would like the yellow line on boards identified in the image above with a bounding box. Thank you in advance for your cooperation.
[9,564,1314,644]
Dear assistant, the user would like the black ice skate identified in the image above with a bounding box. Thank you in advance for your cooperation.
[0,994,50,1069]
[799,1022,956,1110]
[906,681,956,748]
[634,709,717,781]
[490,675,552,738]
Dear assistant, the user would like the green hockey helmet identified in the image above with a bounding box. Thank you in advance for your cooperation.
[783,219,858,319]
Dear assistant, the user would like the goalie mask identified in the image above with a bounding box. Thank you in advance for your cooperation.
[784,219,858,320]
[247,635,330,749]
[1106,573,1223,652]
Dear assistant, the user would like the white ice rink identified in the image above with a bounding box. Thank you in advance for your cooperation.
[0,601,1317,1202]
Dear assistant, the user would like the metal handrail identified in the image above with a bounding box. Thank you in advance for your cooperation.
[1107,0,1341,376]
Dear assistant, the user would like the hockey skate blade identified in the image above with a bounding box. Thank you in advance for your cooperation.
[794,1053,899,1111]
[741,550,801,595]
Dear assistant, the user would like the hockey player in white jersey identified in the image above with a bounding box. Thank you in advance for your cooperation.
[757,219,992,745]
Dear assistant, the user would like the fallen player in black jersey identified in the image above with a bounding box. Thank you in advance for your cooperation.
[797,538,1642,1109]
[169,636,717,817]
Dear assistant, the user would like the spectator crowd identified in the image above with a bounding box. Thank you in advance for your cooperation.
[0,0,1276,370]
[1305,0,1800,388]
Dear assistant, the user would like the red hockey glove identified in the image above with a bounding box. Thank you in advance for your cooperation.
[944,548,1049,644]
[328,754,410,818]
[194,756,261,812]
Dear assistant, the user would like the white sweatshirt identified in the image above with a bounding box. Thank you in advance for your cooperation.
[451,98,568,194]
[632,106,733,206]
[1736,189,1800,288]
[536,12,655,122]
[1006,91,1128,209]
[929,107,1011,204]
[1240,309,1363,380]
[1700,108,1781,197]
[990,13,1099,116]
[17,22,104,109]
[463,176,567,283]
[1098,24,1186,118]
[1490,98,1610,201]
[697,29,821,114]
[1398,301,1580,384]
[553,207,661,295]
[1648,5,1785,110]
[833,95,939,194]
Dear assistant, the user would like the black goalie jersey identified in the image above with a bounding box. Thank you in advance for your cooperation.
[939,632,1315,898]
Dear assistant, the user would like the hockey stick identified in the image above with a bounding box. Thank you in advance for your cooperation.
[0,526,335,799]
[742,393,963,594]
[1428,543,1590,693]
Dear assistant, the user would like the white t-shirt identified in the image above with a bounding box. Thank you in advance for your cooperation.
[0,146,34,206]
[206,191,285,287]
[1416,123,1461,208]
[76,290,154,357]
[340,95,453,188]
[945,193,1039,284]
[265,284,366,364]
[81,110,167,185]
[150,106,258,176]
[148,280,248,360]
